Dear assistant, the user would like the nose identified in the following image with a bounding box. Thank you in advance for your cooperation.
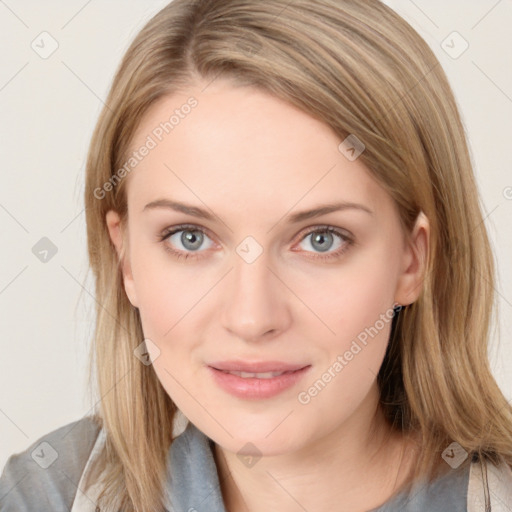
[220,248,292,343]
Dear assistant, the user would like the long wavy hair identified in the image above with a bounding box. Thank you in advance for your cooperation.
[82,0,512,510]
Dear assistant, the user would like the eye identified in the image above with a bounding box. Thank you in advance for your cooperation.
[159,224,215,260]
[159,224,354,262]
[295,226,353,260]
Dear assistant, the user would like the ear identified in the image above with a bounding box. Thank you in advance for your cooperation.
[394,211,429,307]
[105,210,139,308]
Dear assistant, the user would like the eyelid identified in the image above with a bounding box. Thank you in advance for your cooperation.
[161,223,214,238]
[297,224,353,241]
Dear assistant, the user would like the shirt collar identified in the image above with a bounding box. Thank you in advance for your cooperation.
[163,419,472,512]
[164,420,227,512]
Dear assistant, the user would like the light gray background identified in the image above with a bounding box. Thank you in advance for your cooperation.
[1,0,511,469]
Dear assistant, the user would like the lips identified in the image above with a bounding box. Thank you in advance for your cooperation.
[207,363,312,399]
[208,360,309,373]
[221,370,290,379]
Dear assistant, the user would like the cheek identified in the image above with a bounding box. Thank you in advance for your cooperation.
[290,253,398,400]
[292,251,398,349]
[130,251,206,401]
[129,235,214,332]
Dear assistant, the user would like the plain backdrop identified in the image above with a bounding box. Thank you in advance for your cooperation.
[1,0,511,470]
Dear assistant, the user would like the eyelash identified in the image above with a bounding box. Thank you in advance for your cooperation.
[158,224,354,262]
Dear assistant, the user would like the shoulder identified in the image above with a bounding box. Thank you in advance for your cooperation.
[467,456,512,511]
[0,415,102,512]
[403,456,512,512]
[392,456,512,512]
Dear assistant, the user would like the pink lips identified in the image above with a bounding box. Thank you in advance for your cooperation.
[209,360,308,373]
[207,360,311,400]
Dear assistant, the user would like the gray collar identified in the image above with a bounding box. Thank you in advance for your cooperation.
[164,421,227,512]
[163,421,477,512]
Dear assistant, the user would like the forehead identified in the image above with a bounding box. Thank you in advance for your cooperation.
[124,80,389,219]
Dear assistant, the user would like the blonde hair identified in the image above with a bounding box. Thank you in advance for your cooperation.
[83,0,512,510]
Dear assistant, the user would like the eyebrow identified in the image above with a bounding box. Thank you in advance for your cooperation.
[142,199,373,223]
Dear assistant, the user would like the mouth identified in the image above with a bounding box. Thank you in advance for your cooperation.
[208,360,309,373]
[214,369,300,379]
[207,363,311,400]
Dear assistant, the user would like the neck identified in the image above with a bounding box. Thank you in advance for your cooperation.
[212,385,420,512]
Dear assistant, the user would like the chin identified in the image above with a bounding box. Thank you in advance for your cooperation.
[205,417,306,455]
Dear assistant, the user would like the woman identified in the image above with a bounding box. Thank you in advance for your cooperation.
[1,0,512,511]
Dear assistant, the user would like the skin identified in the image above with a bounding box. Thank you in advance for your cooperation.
[106,78,429,512]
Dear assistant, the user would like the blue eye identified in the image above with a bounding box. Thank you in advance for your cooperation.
[160,225,214,259]
[301,228,343,252]
[159,224,354,261]
[296,226,353,260]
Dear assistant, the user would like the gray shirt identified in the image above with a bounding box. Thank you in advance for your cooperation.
[0,415,482,511]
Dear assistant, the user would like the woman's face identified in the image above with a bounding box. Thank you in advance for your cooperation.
[106,79,426,456]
